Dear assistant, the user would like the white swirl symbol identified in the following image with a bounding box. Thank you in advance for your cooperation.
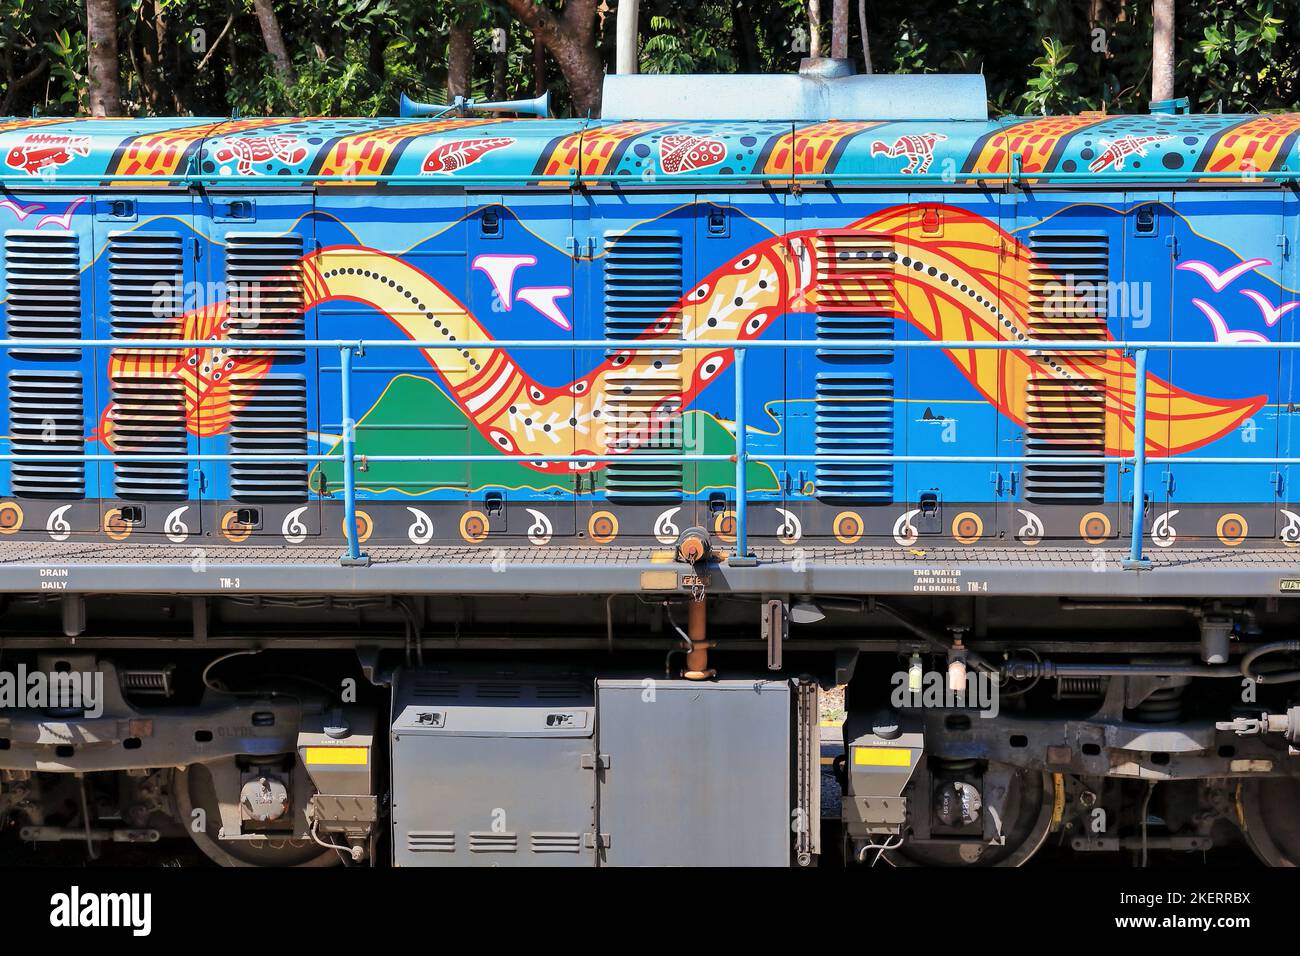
[164,506,191,543]
[281,506,308,544]
[775,507,802,544]
[654,506,682,545]
[1152,509,1179,548]
[1017,508,1044,543]
[893,509,920,546]
[47,504,72,542]
[526,508,553,545]
[406,507,434,545]
[1281,509,1300,547]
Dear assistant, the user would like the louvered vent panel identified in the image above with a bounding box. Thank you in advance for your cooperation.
[814,373,893,501]
[228,374,307,502]
[109,233,184,340]
[1026,233,1109,347]
[1023,233,1109,503]
[7,371,85,498]
[110,376,188,500]
[603,231,682,340]
[530,832,582,854]
[225,235,305,354]
[815,232,897,359]
[604,370,684,502]
[468,831,518,853]
[4,231,81,356]
[406,831,455,853]
[1022,375,1106,504]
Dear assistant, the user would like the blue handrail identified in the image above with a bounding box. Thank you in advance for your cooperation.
[0,336,1286,567]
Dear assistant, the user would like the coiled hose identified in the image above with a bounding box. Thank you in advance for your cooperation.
[1240,641,1300,684]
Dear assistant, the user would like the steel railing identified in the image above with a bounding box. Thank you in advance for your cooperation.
[0,148,1293,190]
[0,335,1297,568]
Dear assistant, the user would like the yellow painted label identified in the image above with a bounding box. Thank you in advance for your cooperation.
[303,746,369,766]
[853,746,913,768]
[640,570,678,591]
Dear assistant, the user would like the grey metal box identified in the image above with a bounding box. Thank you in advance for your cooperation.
[391,671,596,866]
[595,678,792,866]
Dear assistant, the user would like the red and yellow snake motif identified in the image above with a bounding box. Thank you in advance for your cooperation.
[101,204,1263,464]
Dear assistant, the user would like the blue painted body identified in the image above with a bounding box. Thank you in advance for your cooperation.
[0,113,1297,549]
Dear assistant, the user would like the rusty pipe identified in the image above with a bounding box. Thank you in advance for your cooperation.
[682,597,715,680]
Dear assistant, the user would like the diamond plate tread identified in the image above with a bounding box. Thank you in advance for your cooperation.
[0,540,1293,568]
[0,541,1294,597]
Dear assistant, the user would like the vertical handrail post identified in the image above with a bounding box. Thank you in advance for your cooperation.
[339,344,371,567]
[729,346,757,566]
[1123,347,1151,569]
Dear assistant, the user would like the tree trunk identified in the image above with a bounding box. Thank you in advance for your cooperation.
[807,0,822,59]
[504,0,604,116]
[448,19,473,100]
[492,21,511,100]
[1151,0,1174,102]
[858,0,872,73]
[615,0,639,74]
[369,32,387,81]
[734,1,760,73]
[85,0,121,116]
[532,30,546,96]
[252,0,296,85]
[831,0,849,59]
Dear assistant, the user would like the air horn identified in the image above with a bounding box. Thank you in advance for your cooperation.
[399,91,551,119]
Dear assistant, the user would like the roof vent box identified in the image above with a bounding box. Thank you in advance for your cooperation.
[601,71,988,122]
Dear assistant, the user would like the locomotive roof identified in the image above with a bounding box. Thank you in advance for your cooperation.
[0,112,1297,184]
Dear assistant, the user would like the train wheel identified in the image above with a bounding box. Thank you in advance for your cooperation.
[884,769,1055,867]
[1237,778,1300,867]
[172,763,339,868]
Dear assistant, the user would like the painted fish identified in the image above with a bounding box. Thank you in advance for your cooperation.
[871,133,948,174]
[210,134,309,175]
[1088,134,1171,173]
[5,133,91,174]
[658,134,726,175]
[420,137,515,174]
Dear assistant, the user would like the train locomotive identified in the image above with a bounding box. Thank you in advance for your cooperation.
[2,63,1300,866]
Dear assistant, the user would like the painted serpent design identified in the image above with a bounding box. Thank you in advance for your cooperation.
[101,204,1264,470]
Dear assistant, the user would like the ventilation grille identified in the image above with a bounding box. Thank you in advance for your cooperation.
[1027,233,1110,347]
[7,371,85,498]
[815,232,897,359]
[224,234,305,352]
[406,831,455,853]
[603,231,683,340]
[409,679,460,700]
[604,371,683,502]
[468,831,518,853]
[228,374,307,501]
[4,231,81,356]
[1022,375,1106,504]
[814,373,893,501]
[109,233,184,340]
[110,376,188,500]
[530,832,582,854]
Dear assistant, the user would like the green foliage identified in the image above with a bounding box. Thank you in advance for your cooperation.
[1022,38,1082,115]
[1,0,1298,118]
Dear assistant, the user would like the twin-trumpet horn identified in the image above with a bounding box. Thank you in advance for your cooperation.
[398,91,551,119]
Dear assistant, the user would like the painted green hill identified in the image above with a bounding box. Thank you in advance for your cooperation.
[313,374,778,495]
